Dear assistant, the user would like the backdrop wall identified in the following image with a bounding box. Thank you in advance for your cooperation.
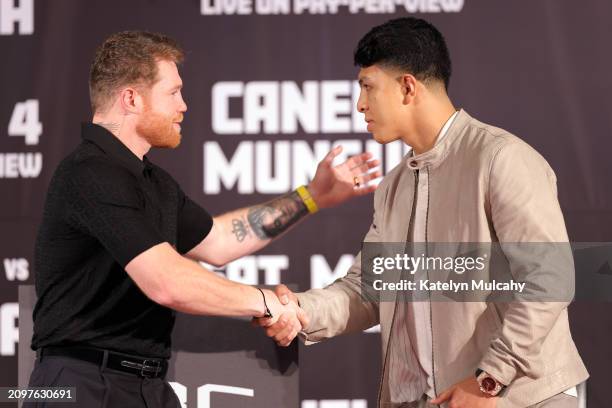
[1,1,611,407]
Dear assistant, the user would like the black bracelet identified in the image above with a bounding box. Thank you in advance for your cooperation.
[257,287,273,318]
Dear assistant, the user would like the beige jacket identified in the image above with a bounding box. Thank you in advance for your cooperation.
[297,110,588,408]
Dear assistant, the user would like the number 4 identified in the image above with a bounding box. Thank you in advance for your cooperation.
[8,99,42,145]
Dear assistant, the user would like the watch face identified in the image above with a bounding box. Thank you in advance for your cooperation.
[482,377,497,392]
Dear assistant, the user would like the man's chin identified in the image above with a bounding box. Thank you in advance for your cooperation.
[151,133,181,149]
[372,132,395,144]
[168,133,181,148]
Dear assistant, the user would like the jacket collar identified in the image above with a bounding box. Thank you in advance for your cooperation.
[405,108,471,171]
[81,123,153,177]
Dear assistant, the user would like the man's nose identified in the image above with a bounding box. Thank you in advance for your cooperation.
[178,95,187,113]
[356,92,367,113]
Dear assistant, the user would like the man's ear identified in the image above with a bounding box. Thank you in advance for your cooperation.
[119,87,146,114]
[400,74,417,105]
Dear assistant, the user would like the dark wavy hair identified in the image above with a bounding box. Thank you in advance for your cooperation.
[354,17,452,90]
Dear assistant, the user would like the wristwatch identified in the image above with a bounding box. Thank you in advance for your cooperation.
[475,369,506,397]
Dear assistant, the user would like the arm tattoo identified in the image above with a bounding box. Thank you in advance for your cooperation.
[247,190,308,240]
[95,122,122,136]
[231,216,252,242]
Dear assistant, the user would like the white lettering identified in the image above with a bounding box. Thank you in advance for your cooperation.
[0,0,33,35]
[0,153,42,178]
[3,258,29,281]
[403,0,463,13]
[0,303,18,356]
[0,153,17,178]
[302,400,368,408]
[212,82,244,134]
[203,141,253,194]
[226,257,258,284]
[201,0,252,15]
[245,82,279,133]
[293,0,309,13]
[222,255,289,284]
[19,152,42,177]
[255,141,290,193]
[201,0,463,14]
[211,81,364,134]
[198,384,254,408]
[168,382,187,408]
[281,81,318,133]
[8,100,42,144]
[256,0,290,14]
[440,0,463,12]
[321,81,351,133]
[310,254,354,289]
[257,256,288,284]
[203,140,405,194]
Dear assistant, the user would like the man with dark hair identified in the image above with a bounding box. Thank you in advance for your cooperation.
[261,17,588,408]
[353,17,452,90]
[26,31,381,408]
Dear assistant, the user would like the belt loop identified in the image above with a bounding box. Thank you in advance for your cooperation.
[101,349,109,372]
[38,348,44,363]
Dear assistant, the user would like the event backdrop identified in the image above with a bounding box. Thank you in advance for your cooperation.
[1,0,611,407]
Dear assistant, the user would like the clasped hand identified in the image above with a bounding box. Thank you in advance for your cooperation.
[253,285,307,347]
[253,148,380,345]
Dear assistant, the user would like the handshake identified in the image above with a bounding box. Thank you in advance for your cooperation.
[253,285,309,347]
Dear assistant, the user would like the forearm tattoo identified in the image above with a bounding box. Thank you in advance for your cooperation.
[231,216,252,242]
[246,190,309,240]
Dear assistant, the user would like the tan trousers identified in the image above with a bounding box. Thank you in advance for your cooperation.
[396,392,578,408]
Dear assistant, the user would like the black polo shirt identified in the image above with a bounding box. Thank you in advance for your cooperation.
[31,123,213,358]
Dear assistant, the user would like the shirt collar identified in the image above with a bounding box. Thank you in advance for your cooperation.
[434,110,459,147]
[81,123,153,177]
[406,109,469,171]
[410,110,458,159]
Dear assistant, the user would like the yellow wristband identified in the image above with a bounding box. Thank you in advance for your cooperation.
[296,185,319,214]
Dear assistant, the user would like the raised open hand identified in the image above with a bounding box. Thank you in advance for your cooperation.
[308,145,382,209]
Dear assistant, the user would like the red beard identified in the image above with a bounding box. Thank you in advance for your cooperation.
[136,105,183,149]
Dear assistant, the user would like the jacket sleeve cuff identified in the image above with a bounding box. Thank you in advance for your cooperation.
[479,351,518,386]
[295,292,320,345]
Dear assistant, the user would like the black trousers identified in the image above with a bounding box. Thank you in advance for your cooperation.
[24,355,180,408]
